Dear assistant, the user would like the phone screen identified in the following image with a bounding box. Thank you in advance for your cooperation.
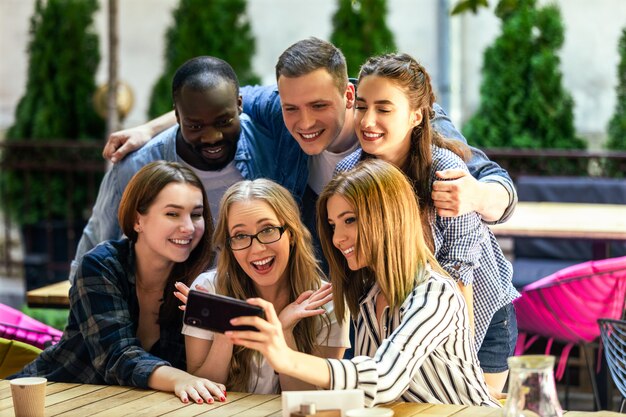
[184,290,265,333]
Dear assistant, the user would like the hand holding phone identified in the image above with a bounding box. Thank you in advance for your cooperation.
[183,290,265,333]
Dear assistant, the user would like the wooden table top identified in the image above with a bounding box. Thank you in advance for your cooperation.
[0,380,621,417]
[490,202,626,240]
[26,280,71,309]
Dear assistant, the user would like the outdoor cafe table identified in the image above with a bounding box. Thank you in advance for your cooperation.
[26,280,70,309]
[489,201,626,254]
[0,380,621,417]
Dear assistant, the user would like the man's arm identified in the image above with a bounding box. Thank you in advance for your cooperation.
[102,85,281,163]
[431,103,517,223]
[432,169,513,223]
[103,111,176,162]
[69,168,124,282]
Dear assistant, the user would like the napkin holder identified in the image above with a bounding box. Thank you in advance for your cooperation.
[281,390,364,417]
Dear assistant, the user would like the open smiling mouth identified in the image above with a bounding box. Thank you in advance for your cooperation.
[361,131,383,141]
[299,130,323,142]
[251,256,275,272]
[199,145,226,160]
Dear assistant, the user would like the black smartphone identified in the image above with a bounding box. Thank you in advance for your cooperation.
[183,290,265,333]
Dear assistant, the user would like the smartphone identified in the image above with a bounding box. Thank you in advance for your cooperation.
[183,290,265,333]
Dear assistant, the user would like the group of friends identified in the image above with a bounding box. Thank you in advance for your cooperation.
[10,37,520,408]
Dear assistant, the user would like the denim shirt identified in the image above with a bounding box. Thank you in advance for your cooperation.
[241,84,518,225]
[70,113,308,281]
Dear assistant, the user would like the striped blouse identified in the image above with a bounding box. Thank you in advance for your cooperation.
[325,269,500,407]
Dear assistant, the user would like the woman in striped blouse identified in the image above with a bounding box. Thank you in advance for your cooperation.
[224,159,499,407]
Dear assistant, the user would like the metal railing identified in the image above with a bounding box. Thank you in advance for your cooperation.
[483,148,626,180]
[0,141,105,288]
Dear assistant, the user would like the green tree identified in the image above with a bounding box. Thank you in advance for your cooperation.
[1,0,104,224]
[148,0,259,118]
[330,0,397,77]
[605,27,626,177]
[463,0,584,152]
[607,28,626,152]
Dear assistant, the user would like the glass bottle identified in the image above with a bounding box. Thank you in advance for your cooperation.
[503,355,563,417]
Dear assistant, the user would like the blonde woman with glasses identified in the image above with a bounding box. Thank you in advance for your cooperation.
[175,179,349,394]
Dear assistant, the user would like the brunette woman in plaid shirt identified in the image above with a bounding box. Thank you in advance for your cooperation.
[11,161,226,404]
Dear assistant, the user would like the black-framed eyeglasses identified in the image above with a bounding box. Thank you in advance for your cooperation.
[227,226,287,251]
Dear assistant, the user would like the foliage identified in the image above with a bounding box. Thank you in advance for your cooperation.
[605,27,626,178]
[451,0,518,15]
[463,0,584,157]
[330,0,397,77]
[607,28,626,152]
[21,306,68,331]
[1,0,104,225]
[148,0,260,118]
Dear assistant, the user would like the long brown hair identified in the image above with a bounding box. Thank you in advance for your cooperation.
[357,53,471,250]
[317,159,447,323]
[118,161,214,326]
[213,179,329,392]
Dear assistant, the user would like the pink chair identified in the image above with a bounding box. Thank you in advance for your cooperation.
[0,303,63,349]
[513,256,626,410]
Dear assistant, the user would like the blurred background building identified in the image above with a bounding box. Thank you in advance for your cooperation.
[1,0,624,149]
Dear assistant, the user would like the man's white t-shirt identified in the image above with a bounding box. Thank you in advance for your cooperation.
[182,270,351,394]
[183,161,244,224]
[307,142,359,195]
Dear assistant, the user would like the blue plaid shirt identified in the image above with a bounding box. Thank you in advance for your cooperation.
[335,147,519,349]
[12,238,184,388]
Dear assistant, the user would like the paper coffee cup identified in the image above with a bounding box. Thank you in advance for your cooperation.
[10,377,47,417]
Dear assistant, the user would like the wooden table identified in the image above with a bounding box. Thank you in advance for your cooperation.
[490,202,626,240]
[490,201,626,259]
[0,380,620,417]
[26,280,71,309]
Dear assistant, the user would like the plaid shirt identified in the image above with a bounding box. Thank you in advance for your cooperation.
[12,239,185,388]
[335,147,519,349]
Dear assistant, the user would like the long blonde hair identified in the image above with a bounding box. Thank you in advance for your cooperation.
[317,159,446,323]
[213,179,328,392]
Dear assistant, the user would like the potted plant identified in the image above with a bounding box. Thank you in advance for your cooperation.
[148,0,260,118]
[330,0,397,78]
[462,0,586,175]
[0,0,105,288]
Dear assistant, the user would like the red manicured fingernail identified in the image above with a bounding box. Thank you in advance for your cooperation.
[220,396,226,402]
[208,398,214,403]
[197,399,203,404]
[183,398,188,403]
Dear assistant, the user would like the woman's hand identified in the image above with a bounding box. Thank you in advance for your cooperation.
[225,298,293,375]
[174,375,227,404]
[174,281,209,311]
[278,282,333,331]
